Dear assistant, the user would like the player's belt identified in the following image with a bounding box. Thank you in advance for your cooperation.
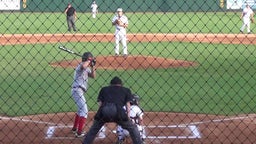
[116,27,124,31]
[72,86,86,92]
[116,28,126,32]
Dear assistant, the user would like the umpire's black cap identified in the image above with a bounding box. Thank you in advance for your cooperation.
[110,76,122,85]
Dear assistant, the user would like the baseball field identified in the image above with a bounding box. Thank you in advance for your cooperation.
[1,11,256,143]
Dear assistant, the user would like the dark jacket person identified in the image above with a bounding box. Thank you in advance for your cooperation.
[64,3,77,31]
[82,76,143,144]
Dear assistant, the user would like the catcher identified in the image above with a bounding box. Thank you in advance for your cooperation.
[116,94,146,144]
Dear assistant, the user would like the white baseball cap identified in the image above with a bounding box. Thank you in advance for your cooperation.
[116,8,123,12]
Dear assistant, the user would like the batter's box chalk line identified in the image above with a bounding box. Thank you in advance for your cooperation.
[45,125,106,140]
[146,125,201,139]
[45,124,201,139]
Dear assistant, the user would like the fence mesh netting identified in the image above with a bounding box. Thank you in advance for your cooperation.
[1,0,256,144]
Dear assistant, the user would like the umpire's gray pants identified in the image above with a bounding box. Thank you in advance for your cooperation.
[67,15,76,31]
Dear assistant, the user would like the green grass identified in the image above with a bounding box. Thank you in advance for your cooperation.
[1,12,251,34]
[1,41,256,116]
[1,12,256,116]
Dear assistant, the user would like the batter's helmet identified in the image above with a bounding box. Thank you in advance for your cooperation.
[131,94,140,105]
[82,52,93,62]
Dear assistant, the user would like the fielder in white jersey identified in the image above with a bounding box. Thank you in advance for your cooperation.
[71,52,96,137]
[112,8,129,57]
[240,4,254,33]
[116,94,146,144]
[91,1,98,18]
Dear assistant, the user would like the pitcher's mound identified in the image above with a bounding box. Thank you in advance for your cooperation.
[50,55,197,70]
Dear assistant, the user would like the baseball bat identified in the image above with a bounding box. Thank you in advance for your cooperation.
[59,45,82,57]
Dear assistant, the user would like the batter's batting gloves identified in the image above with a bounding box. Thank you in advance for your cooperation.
[90,58,96,67]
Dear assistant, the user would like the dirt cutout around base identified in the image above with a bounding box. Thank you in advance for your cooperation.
[50,55,197,70]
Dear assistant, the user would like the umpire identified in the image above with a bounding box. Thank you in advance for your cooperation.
[83,76,143,144]
[64,3,77,32]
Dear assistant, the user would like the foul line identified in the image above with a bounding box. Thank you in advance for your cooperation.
[180,114,256,126]
[0,116,66,126]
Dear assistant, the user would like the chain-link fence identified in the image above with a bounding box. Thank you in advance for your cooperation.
[1,0,256,144]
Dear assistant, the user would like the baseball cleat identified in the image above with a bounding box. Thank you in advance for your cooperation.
[75,132,85,138]
[123,54,128,58]
[98,132,106,138]
[71,128,77,134]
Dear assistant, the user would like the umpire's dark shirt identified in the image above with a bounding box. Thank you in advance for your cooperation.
[66,7,76,16]
[97,85,133,106]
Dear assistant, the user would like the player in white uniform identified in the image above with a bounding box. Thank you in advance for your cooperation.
[71,52,96,137]
[116,94,146,144]
[112,8,129,57]
[240,4,254,33]
[90,1,98,18]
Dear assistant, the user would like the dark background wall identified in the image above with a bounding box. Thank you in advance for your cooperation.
[21,0,223,12]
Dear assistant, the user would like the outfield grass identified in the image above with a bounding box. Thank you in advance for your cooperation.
[1,12,249,34]
[1,12,256,116]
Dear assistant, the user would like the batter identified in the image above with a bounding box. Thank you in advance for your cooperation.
[71,52,96,137]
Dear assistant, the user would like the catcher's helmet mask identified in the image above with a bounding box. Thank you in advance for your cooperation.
[82,52,93,62]
[131,94,139,105]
